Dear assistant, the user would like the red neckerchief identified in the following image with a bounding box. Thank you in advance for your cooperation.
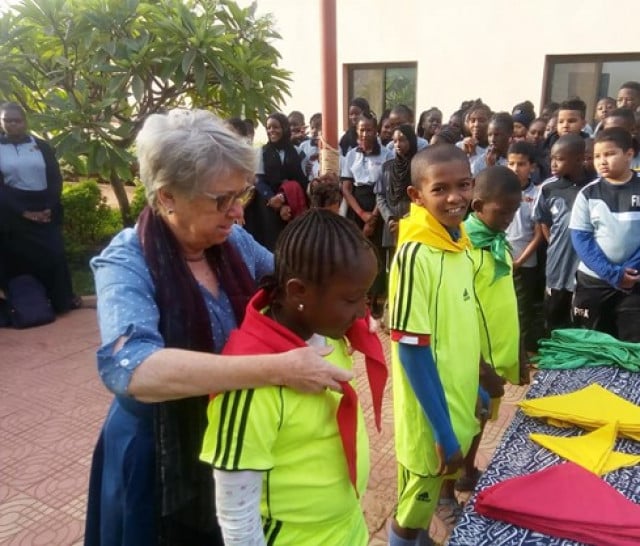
[220,289,388,495]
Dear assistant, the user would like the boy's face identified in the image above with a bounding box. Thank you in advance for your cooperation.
[557,109,585,136]
[602,115,637,137]
[309,120,322,138]
[512,122,528,141]
[594,141,634,182]
[617,88,639,112]
[550,145,583,178]
[408,160,473,228]
[473,193,521,233]
[507,153,534,187]
[584,141,595,171]
[545,117,557,139]
[596,99,615,121]
[488,122,511,155]
[527,120,546,146]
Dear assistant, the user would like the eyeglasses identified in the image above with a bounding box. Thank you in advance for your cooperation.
[201,184,255,212]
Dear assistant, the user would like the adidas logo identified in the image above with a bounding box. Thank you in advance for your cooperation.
[463,288,470,301]
[415,492,431,502]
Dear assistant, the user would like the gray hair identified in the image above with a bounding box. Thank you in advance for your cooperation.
[136,108,256,211]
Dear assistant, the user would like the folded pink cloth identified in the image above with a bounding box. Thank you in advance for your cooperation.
[475,462,640,546]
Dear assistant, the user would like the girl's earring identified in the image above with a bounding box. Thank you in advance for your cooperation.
[297,303,304,312]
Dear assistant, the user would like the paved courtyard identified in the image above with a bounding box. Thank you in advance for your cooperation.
[0,305,527,545]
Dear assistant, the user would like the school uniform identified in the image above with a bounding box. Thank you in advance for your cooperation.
[506,182,544,351]
[341,143,393,297]
[201,290,387,545]
[388,204,480,528]
[569,172,640,341]
[533,174,592,332]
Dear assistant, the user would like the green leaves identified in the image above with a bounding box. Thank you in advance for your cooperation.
[1,0,291,216]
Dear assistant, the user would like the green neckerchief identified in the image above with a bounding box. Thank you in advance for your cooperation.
[464,213,511,284]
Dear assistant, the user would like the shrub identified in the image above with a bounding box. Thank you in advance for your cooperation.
[129,181,148,221]
[61,180,122,263]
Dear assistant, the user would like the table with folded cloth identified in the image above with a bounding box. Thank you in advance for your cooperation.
[448,365,640,546]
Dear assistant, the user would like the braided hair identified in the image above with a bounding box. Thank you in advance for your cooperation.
[270,209,378,299]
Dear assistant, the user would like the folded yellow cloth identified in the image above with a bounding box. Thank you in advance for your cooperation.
[519,383,640,441]
[530,422,640,475]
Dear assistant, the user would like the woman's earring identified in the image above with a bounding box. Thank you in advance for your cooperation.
[167,208,174,214]
[297,303,304,312]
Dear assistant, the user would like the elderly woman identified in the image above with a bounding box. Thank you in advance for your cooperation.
[0,102,78,313]
[84,109,350,546]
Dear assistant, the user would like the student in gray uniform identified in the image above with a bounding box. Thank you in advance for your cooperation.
[533,134,592,333]
[570,128,640,342]
[506,141,544,351]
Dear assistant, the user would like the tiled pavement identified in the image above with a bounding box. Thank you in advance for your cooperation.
[0,306,528,545]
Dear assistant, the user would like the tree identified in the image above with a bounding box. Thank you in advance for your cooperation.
[0,0,291,224]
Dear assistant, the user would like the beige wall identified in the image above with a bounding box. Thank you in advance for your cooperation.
[242,0,640,136]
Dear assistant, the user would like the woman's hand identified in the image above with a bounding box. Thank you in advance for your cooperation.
[359,210,373,223]
[278,346,353,393]
[267,193,285,209]
[22,209,51,223]
[280,205,292,222]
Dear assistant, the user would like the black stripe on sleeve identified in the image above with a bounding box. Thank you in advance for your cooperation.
[219,391,243,468]
[213,392,231,465]
[232,389,255,470]
[266,519,283,546]
[399,243,421,331]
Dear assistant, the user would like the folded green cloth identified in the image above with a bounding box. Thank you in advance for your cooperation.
[534,329,640,372]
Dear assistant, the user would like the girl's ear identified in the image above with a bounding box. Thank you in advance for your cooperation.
[284,278,308,306]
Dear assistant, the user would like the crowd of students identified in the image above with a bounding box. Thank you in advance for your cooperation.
[212,79,640,545]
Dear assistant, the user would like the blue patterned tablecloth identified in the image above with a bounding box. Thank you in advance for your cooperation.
[449,367,640,546]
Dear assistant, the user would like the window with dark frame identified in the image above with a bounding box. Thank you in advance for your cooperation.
[543,53,640,124]
[344,62,418,126]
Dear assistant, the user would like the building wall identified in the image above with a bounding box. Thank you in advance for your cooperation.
[242,0,639,134]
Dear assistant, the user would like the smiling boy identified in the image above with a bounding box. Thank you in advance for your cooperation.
[387,145,480,545]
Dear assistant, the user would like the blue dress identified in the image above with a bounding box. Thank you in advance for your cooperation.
[85,226,273,546]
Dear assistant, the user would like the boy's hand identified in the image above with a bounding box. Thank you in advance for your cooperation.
[619,268,640,290]
[389,219,399,234]
[435,444,464,476]
[479,360,505,398]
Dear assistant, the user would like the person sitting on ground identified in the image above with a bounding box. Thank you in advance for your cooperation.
[0,101,80,314]
[84,108,350,546]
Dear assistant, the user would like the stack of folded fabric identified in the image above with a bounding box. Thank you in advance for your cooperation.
[535,329,640,371]
[475,462,640,546]
[529,422,640,475]
[519,383,640,441]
